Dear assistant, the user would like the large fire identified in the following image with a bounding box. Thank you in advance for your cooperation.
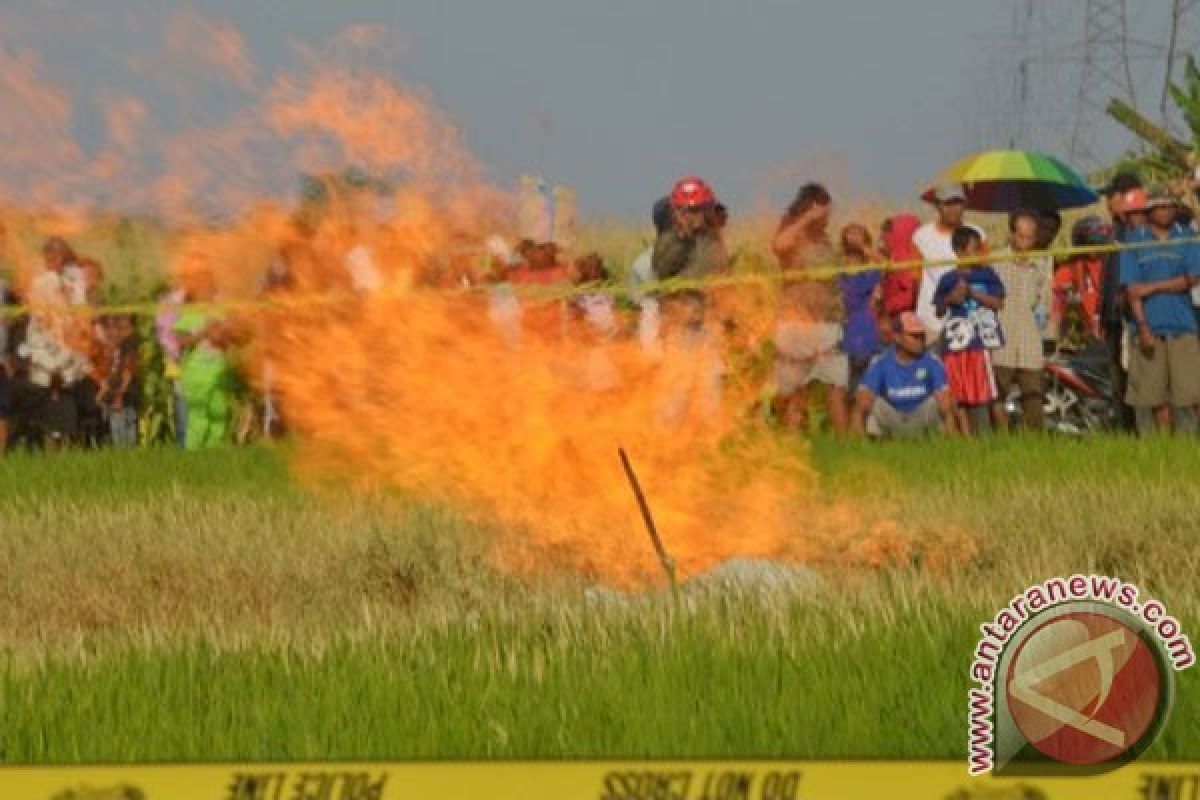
[0,9,937,588]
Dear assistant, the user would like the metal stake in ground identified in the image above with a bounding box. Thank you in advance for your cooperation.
[617,447,679,599]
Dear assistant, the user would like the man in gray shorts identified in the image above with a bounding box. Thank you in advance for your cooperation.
[1119,185,1200,433]
[852,312,958,438]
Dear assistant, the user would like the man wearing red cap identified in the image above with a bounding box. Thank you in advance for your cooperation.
[651,175,729,288]
[650,175,729,336]
[649,176,730,421]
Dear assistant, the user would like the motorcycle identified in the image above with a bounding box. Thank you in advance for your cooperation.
[1002,340,1114,435]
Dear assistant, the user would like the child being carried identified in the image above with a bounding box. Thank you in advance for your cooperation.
[933,226,1006,435]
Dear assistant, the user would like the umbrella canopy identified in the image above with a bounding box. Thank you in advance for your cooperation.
[924,150,1099,212]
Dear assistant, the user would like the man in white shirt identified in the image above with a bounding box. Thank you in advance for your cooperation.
[913,184,985,336]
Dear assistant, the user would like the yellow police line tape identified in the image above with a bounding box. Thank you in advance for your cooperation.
[0,760,1196,799]
[0,235,1193,319]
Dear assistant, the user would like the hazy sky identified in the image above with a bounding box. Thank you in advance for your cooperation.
[1,0,1187,220]
[210,0,1015,216]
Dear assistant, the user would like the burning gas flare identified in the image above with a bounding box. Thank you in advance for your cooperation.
[0,10,943,588]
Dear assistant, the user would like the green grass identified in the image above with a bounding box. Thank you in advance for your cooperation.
[1,439,1198,762]
[0,602,982,761]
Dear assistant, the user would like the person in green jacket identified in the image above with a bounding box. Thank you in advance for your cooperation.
[173,273,235,449]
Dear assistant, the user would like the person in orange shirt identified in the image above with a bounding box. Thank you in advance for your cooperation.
[1053,215,1112,343]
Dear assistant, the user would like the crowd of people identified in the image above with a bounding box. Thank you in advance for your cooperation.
[1,169,1198,454]
[0,235,245,454]
[0,237,139,452]
[629,171,1200,439]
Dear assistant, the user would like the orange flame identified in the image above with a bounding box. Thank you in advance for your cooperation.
[0,13,931,588]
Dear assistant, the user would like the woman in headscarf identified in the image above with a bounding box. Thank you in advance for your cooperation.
[880,213,923,321]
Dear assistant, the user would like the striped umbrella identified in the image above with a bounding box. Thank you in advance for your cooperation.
[923,149,1099,212]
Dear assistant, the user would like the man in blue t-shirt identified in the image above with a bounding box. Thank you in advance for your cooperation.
[1119,185,1200,433]
[852,312,958,438]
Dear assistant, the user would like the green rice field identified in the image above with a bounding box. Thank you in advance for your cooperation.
[0,437,1197,762]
